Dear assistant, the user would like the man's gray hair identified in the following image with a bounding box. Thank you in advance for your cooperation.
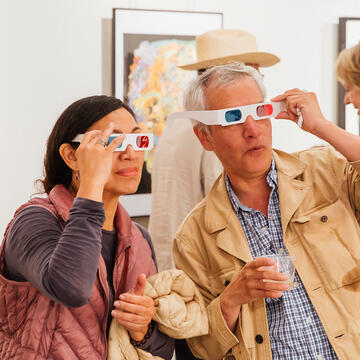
[183,62,266,132]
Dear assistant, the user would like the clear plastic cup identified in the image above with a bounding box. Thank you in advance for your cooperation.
[260,254,296,290]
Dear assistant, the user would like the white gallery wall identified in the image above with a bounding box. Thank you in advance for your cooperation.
[1,0,360,237]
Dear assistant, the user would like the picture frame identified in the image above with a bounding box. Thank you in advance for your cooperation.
[113,8,223,216]
[338,17,360,134]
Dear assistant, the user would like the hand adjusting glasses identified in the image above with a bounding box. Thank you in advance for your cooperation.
[72,133,153,151]
[167,101,286,126]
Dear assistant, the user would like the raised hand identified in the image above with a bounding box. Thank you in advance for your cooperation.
[75,123,125,201]
[112,273,155,341]
[271,89,328,134]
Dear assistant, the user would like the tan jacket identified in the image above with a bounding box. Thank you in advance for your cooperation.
[173,146,360,360]
[149,119,222,271]
[107,269,208,359]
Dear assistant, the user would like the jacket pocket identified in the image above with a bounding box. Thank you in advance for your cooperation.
[293,199,360,290]
[208,267,238,297]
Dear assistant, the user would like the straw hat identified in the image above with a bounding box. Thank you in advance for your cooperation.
[178,29,280,70]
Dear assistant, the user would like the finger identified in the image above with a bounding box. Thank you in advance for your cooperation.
[271,94,288,102]
[113,300,152,316]
[242,266,277,281]
[112,309,150,325]
[80,130,101,144]
[99,122,115,141]
[261,270,288,282]
[242,286,285,300]
[88,123,115,145]
[256,264,277,272]
[106,134,126,152]
[284,88,303,95]
[249,257,276,269]
[264,290,286,298]
[246,276,289,290]
[243,270,288,290]
[286,97,302,119]
[261,279,289,291]
[129,273,147,296]
[115,318,149,332]
[119,293,153,307]
[271,89,303,102]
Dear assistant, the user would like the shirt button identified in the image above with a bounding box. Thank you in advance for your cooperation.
[317,355,323,360]
[306,317,312,324]
[320,215,328,223]
[293,282,299,288]
[255,334,263,344]
[261,226,268,232]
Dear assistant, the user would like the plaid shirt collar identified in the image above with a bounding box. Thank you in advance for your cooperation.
[225,158,278,214]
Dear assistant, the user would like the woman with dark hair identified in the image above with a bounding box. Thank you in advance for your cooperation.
[0,95,174,359]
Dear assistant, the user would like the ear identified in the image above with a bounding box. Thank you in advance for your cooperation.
[193,125,214,151]
[59,143,78,171]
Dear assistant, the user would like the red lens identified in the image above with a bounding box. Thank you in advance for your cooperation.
[136,135,149,148]
[256,104,273,117]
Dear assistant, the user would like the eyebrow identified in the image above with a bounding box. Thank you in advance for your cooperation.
[112,126,141,134]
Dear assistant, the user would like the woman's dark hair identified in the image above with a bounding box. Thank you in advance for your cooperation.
[40,95,135,194]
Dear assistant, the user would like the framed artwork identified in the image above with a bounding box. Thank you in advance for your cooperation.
[113,8,223,216]
[338,17,360,134]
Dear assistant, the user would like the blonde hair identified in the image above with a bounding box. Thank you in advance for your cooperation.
[335,41,360,89]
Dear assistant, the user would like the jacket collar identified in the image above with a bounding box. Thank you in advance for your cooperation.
[203,149,311,262]
[48,184,74,221]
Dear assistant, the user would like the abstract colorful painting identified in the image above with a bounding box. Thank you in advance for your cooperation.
[124,34,196,194]
[113,9,223,216]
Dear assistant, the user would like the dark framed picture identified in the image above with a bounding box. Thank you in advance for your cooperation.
[113,8,223,216]
[338,17,360,133]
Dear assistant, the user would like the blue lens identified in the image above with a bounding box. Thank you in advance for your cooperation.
[107,135,123,148]
[225,109,242,123]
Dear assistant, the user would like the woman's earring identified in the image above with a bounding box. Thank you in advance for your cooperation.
[75,171,80,182]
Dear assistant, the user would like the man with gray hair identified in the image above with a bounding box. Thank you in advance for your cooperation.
[173,62,360,359]
[149,29,279,273]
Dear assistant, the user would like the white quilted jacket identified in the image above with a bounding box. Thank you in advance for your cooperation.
[107,269,209,360]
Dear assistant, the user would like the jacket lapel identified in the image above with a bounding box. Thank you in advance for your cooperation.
[215,216,253,263]
[204,174,253,263]
[273,150,312,234]
[203,150,312,263]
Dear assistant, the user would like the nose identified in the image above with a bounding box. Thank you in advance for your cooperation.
[119,144,137,160]
[242,116,261,138]
[344,92,351,105]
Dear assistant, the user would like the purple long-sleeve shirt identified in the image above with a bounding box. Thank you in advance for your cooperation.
[4,197,174,359]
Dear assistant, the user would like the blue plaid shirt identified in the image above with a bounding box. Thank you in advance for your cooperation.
[225,159,338,360]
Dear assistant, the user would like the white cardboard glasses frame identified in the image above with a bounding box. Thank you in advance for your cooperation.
[72,133,154,151]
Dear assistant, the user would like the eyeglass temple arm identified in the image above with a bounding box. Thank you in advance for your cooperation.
[271,101,287,116]
[167,111,219,125]
[72,134,84,142]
